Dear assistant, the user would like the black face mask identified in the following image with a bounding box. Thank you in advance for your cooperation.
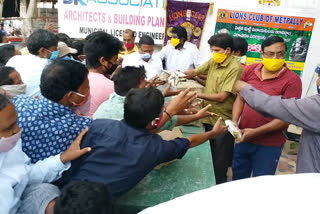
[106,64,118,75]
[104,61,118,75]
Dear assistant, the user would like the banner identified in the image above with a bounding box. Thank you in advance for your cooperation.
[258,0,281,6]
[58,0,166,44]
[163,0,210,48]
[215,9,315,75]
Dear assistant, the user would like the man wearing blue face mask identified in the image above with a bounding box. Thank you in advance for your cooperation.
[122,35,163,80]
[6,29,59,97]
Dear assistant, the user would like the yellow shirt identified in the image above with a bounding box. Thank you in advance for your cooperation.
[119,44,138,57]
[196,56,243,125]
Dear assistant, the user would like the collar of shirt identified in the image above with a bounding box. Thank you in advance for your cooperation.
[120,44,138,56]
[110,92,126,103]
[120,119,150,134]
[37,95,74,116]
[254,63,289,81]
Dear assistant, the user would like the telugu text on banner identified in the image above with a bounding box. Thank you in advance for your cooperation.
[215,9,315,75]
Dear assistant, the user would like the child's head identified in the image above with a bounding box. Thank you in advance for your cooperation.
[113,66,147,96]
[233,37,248,57]
[54,181,115,214]
[124,87,164,129]
[0,94,21,152]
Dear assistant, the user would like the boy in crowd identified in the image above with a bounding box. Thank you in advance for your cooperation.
[232,36,248,69]
[93,66,214,131]
[56,87,227,197]
[54,181,116,214]
[74,32,122,116]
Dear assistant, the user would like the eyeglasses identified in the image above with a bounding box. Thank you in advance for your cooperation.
[72,91,85,97]
[263,51,286,58]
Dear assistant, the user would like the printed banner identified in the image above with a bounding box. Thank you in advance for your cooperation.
[58,0,166,44]
[163,0,210,48]
[215,9,315,75]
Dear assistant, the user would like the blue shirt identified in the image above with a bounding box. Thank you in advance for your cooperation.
[57,119,189,197]
[13,95,93,163]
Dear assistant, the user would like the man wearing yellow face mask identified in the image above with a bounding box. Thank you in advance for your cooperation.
[232,36,302,180]
[184,33,243,184]
[158,26,200,71]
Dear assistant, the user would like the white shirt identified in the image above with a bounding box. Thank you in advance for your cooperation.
[140,174,320,214]
[157,41,200,71]
[0,139,70,214]
[6,55,50,97]
[122,52,163,80]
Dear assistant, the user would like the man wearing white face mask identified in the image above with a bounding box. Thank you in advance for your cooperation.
[12,60,92,164]
[0,66,26,99]
[122,35,163,80]
[0,94,92,214]
[6,29,59,97]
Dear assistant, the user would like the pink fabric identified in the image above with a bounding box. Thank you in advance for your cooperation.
[74,72,114,117]
[88,72,114,116]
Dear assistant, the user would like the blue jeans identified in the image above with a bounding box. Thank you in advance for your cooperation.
[232,142,283,180]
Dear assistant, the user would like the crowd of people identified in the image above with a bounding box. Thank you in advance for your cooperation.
[0,25,319,214]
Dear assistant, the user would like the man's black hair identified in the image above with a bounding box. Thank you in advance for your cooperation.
[138,35,154,46]
[85,31,107,41]
[84,32,123,69]
[54,181,116,214]
[261,36,287,52]
[0,66,16,86]
[171,26,188,41]
[71,40,85,57]
[0,93,10,111]
[233,37,248,56]
[124,88,164,129]
[27,29,59,55]
[40,60,88,102]
[114,66,146,96]
[57,33,72,47]
[208,33,234,51]
[0,44,15,66]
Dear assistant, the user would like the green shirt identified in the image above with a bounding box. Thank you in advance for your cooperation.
[93,92,178,131]
[196,56,243,125]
